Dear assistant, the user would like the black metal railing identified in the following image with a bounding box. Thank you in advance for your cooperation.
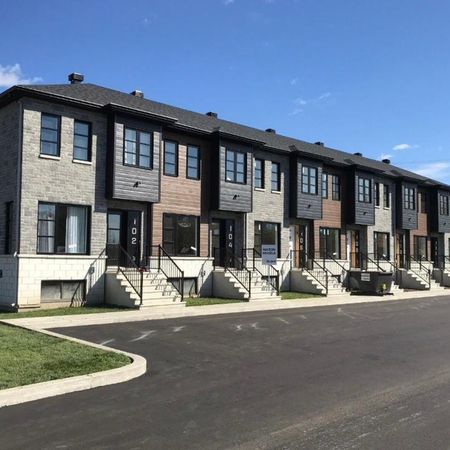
[242,248,280,294]
[349,252,387,272]
[147,245,185,301]
[289,250,329,294]
[107,244,143,305]
[396,254,431,289]
[365,253,399,284]
[213,248,252,298]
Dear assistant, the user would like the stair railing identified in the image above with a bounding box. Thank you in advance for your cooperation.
[290,250,328,295]
[407,255,431,290]
[366,253,399,285]
[242,248,280,294]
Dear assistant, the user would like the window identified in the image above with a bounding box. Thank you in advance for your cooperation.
[163,214,199,256]
[271,162,281,192]
[404,187,416,210]
[40,114,60,156]
[163,140,178,176]
[414,236,427,260]
[41,280,85,303]
[37,203,89,254]
[186,145,200,180]
[4,201,12,254]
[420,192,428,213]
[358,177,371,203]
[73,121,91,161]
[254,222,280,257]
[440,195,449,216]
[226,149,246,184]
[319,227,340,259]
[124,128,152,169]
[375,182,380,207]
[383,184,390,208]
[301,166,318,195]
[374,232,390,259]
[255,159,264,189]
[322,173,328,199]
[332,175,341,200]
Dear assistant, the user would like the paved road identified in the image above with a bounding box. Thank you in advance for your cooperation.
[3,297,450,449]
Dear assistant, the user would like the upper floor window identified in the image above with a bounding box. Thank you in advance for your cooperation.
[73,120,91,162]
[37,202,89,255]
[383,184,390,208]
[124,128,152,169]
[358,177,371,203]
[255,159,264,189]
[186,145,200,180]
[226,149,246,184]
[440,194,449,216]
[374,182,380,207]
[301,166,318,195]
[322,173,328,199]
[164,140,178,176]
[420,192,428,213]
[40,114,60,156]
[271,162,281,192]
[404,187,415,210]
[332,175,341,200]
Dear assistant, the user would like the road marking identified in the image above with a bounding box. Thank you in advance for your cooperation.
[172,326,185,333]
[250,322,260,330]
[299,315,307,320]
[235,324,243,331]
[99,338,115,346]
[337,307,357,319]
[276,317,290,325]
[130,330,156,342]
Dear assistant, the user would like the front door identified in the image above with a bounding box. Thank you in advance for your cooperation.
[396,233,405,268]
[350,230,360,268]
[211,219,235,267]
[297,224,308,268]
[431,237,439,266]
[106,210,141,267]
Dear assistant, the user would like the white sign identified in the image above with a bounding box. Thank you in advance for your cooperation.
[361,272,371,282]
[262,245,277,265]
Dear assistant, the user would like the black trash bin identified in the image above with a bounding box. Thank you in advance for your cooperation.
[348,271,393,295]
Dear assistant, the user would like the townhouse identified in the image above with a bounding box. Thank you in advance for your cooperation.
[1,73,450,309]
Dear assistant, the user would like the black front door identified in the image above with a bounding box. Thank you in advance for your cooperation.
[212,219,235,267]
[431,237,439,265]
[107,210,141,267]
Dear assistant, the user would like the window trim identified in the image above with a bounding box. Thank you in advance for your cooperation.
[73,120,92,162]
[40,113,61,157]
[186,144,201,180]
[271,161,281,192]
[383,184,390,208]
[162,213,200,257]
[319,227,341,259]
[413,235,428,260]
[357,176,372,203]
[374,182,380,207]
[163,140,179,177]
[123,127,153,170]
[404,187,416,210]
[332,175,341,201]
[225,148,247,185]
[254,221,281,258]
[322,172,328,199]
[373,231,390,260]
[255,158,265,190]
[36,202,91,255]
[301,165,318,195]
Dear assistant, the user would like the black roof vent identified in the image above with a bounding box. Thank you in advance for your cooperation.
[382,158,391,164]
[68,73,84,84]
[265,128,276,134]
[206,111,218,118]
[315,141,324,146]
[354,152,363,157]
[130,90,144,98]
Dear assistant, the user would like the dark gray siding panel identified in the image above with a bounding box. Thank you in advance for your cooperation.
[397,181,418,230]
[112,115,161,202]
[218,139,252,212]
[295,158,322,220]
[437,190,450,233]
[354,171,375,225]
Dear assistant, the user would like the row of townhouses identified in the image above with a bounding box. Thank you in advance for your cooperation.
[1,73,450,309]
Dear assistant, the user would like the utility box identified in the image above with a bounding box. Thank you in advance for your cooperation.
[348,271,393,295]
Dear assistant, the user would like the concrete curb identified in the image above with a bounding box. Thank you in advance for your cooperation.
[0,323,147,408]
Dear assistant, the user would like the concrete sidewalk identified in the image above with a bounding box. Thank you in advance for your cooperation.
[3,289,449,330]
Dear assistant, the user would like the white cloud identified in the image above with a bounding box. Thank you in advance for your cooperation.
[290,78,298,86]
[289,108,304,116]
[392,143,419,151]
[223,0,234,5]
[380,153,393,160]
[289,92,332,115]
[0,64,42,88]
[413,162,450,180]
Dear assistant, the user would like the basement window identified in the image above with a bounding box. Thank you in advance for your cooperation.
[41,280,86,303]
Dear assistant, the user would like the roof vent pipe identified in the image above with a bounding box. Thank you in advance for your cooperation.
[265,128,276,134]
[354,152,363,156]
[206,111,218,118]
[315,142,324,146]
[130,90,144,98]
[382,158,391,164]
[68,73,84,84]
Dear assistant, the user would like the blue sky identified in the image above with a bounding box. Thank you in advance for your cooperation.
[1,0,450,182]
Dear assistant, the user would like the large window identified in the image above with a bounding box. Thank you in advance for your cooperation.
[226,149,246,184]
[254,222,280,257]
[124,128,152,169]
[374,182,380,207]
[383,184,390,208]
[40,114,60,156]
[374,232,390,259]
[4,201,12,254]
[404,187,416,210]
[322,173,328,199]
[319,227,340,259]
[73,120,91,161]
[358,177,371,203]
[186,145,200,180]
[414,236,427,260]
[271,162,281,192]
[163,214,199,256]
[302,166,318,195]
[37,203,89,254]
[163,140,178,176]
[255,159,264,189]
[332,175,341,200]
[440,194,449,216]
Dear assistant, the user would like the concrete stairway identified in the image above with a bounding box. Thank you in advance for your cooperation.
[290,269,347,296]
[398,266,446,291]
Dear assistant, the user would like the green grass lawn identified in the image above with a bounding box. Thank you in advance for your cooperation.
[281,291,324,300]
[0,305,130,320]
[0,324,130,390]
[185,297,244,307]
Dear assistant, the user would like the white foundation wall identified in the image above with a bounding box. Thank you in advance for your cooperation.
[0,256,18,307]
[16,255,106,307]
[169,257,214,297]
